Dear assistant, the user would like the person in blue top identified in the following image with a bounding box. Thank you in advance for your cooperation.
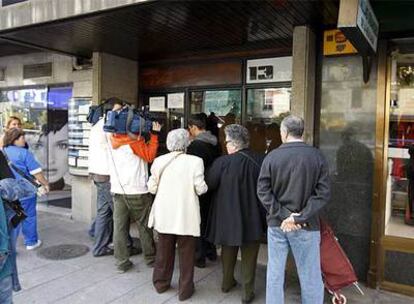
[0,149,37,303]
[3,128,49,250]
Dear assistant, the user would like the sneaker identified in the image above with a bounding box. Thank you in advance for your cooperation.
[195,259,206,268]
[117,261,133,273]
[93,247,114,257]
[26,240,42,251]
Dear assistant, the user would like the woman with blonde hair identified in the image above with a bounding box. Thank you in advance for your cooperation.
[148,128,207,301]
[1,116,22,148]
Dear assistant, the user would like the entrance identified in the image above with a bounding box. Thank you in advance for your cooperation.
[143,86,291,155]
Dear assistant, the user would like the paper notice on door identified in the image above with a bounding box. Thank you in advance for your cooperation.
[167,93,184,109]
[149,97,166,112]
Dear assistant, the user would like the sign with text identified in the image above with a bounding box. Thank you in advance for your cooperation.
[338,0,379,55]
[246,57,292,84]
[323,29,358,56]
[167,93,184,109]
[149,96,166,112]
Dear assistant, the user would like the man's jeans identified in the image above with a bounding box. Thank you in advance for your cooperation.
[0,275,13,304]
[266,227,324,304]
[92,181,114,256]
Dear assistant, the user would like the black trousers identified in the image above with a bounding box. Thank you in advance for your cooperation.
[196,200,216,262]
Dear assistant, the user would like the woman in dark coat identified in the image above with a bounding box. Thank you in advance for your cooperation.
[206,124,265,304]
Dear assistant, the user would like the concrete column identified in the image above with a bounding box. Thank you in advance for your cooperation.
[71,52,138,223]
[291,26,316,145]
[92,52,138,105]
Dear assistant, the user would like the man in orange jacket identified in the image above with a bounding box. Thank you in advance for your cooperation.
[108,101,161,273]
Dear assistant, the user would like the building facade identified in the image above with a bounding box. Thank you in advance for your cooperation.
[0,0,413,297]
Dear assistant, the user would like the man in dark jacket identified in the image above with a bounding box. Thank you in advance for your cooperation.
[187,113,220,268]
[257,115,330,304]
[206,124,265,304]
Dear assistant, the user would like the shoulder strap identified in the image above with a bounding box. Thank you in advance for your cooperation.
[238,151,261,169]
[1,150,40,188]
[158,153,183,181]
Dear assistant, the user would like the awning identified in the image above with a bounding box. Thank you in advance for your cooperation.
[0,0,339,61]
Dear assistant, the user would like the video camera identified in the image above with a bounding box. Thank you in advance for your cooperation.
[103,106,153,136]
[87,97,153,137]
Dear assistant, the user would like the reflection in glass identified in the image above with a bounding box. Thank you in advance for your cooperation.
[385,53,414,238]
[246,88,290,154]
[190,90,241,153]
[319,56,376,279]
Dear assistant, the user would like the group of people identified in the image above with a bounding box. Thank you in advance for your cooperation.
[88,98,331,304]
[0,98,331,304]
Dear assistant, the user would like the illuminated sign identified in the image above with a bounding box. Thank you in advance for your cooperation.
[323,29,358,56]
[338,0,379,55]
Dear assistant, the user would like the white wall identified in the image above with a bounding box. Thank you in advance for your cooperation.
[0,0,149,31]
[0,52,92,96]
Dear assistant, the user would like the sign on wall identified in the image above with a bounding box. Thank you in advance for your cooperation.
[246,57,292,84]
[338,0,379,55]
[149,96,165,112]
[323,29,358,56]
[167,93,184,109]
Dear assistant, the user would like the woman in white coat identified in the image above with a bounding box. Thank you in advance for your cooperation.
[148,128,207,301]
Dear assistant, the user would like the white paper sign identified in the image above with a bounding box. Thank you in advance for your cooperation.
[149,97,166,112]
[168,93,185,109]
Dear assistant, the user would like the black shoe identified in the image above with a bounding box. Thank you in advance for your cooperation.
[206,251,217,262]
[129,246,142,256]
[117,261,133,273]
[242,293,255,304]
[195,259,206,268]
[221,280,238,293]
[93,247,114,257]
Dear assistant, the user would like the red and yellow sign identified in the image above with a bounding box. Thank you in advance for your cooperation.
[323,29,358,56]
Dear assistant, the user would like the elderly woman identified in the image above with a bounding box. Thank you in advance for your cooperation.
[147,128,208,301]
[206,124,265,304]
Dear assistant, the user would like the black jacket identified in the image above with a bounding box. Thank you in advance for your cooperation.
[187,131,220,169]
[257,142,330,230]
[206,149,266,246]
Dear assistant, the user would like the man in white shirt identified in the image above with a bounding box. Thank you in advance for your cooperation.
[88,117,114,257]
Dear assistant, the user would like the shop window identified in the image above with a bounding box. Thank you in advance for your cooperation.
[0,86,72,208]
[190,90,241,153]
[246,88,291,154]
[385,54,414,238]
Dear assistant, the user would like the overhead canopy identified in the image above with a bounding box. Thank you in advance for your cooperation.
[0,0,338,61]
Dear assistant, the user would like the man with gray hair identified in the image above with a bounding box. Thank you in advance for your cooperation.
[257,115,330,304]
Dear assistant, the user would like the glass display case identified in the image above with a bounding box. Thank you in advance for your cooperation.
[68,97,92,176]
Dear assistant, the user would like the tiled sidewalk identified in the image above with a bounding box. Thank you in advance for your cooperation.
[12,211,414,304]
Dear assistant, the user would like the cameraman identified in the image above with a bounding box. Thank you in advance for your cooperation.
[108,101,161,273]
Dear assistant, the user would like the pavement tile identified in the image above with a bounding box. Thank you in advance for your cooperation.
[12,211,414,304]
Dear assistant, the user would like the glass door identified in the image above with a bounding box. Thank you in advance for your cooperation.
[145,92,185,155]
[246,87,291,154]
[385,53,414,238]
[189,89,241,153]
